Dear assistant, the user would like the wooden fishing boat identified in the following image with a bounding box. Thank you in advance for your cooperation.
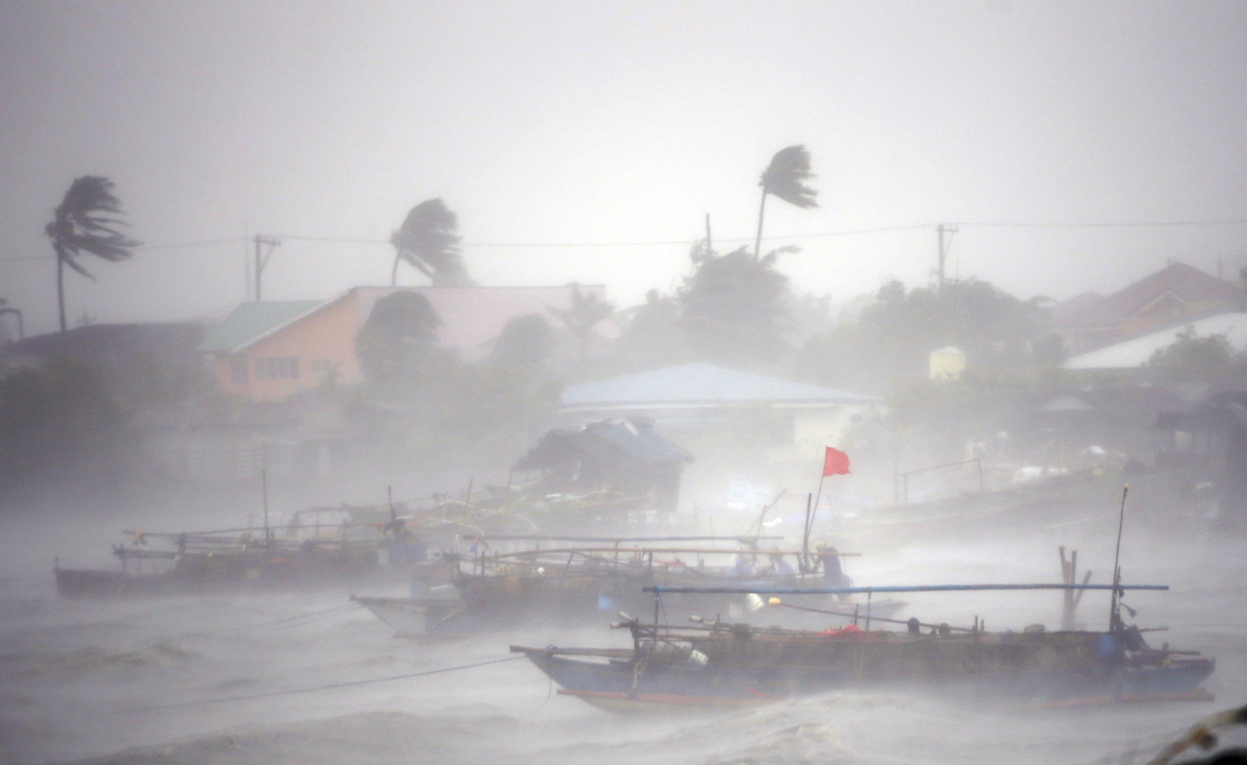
[54,528,388,598]
[353,539,897,637]
[511,582,1214,711]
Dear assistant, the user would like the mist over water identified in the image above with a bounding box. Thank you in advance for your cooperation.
[3,2,1247,763]
[2,495,1243,765]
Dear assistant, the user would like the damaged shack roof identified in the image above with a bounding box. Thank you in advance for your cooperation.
[560,363,877,410]
[514,419,692,471]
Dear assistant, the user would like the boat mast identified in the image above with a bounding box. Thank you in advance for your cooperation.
[1108,485,1129,633]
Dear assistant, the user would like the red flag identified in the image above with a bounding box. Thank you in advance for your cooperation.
[823,447,850,476]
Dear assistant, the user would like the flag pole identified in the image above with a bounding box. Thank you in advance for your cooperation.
[801,493,812,573]
[809,474,826,548]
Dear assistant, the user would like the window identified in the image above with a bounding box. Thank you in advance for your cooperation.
[254,357,300,380]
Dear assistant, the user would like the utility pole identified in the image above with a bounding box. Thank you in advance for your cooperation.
[936,224,957,294]
[253,235,282,302]
[705,213,713,255]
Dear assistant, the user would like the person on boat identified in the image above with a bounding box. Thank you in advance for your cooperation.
[817,543,852,600]
[733,554,756,578]
[767,552,795,577]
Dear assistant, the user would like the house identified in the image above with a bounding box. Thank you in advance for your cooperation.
[1063,311,1247,372]
[558,363,880,459]
[1154,391,1247,524]
[200,285,612,401]
[1053,262,1243,355]
[1036,383,1194,464]
[513,419,693,512]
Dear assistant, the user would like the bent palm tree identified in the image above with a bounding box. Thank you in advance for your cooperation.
[390,198,472,287]
[45,176,140,332]
[753,145,818,261]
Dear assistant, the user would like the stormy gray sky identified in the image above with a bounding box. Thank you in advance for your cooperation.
[2,1,1246,335]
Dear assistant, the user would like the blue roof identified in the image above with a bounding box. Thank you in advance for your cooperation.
[561,363,877,408]
[199,301,323,353]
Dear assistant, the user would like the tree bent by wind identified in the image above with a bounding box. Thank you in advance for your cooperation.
[753,145,818,261]
[45,176,140,332]
[390,198,473,287]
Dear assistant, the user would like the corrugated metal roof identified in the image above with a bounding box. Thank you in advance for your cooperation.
[513,419,691,471]
[198,301,322,353]
[1063,311,1247,370]
[561,363,877,408]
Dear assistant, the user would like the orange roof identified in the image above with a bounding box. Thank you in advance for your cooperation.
[1055,262,1242,329]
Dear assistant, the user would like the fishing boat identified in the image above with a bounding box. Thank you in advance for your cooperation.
[511,582,1215,711]
[353,536,896,637]
[54,524,391,598]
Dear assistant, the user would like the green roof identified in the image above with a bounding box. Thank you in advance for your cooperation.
[199,301,323,353]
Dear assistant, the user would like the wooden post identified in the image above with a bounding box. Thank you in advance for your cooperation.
[261,468,271,556]
[1060,546,1093,630]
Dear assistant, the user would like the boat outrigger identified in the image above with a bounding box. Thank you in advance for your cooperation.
[511,582,1214,711]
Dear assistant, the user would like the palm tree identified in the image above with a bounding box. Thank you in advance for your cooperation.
[390,198,472,287]
[550,283,614,361]
[45,176,140,332]
[753,145,818,261]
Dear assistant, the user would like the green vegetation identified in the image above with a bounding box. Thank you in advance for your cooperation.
[754,145,818,260]
[1146,326,1247,382]
[550,284,615,362]
[491,313,555,370]
[45,176,140,333]
[354,291,558,474]
[0,358,131,489]
[389,198,472,287]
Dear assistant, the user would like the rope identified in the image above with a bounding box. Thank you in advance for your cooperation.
[138,602,363,646]
[135,655,527,711]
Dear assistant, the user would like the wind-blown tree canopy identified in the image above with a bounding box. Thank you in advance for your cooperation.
[795,278,1060,392]
[754,145,818,260]
[390,198,471,287]
[680,243,795,366]
[491,313,555,369]
[45,176,140,332]
[356,291,451,386]
[1147,326,1246,382]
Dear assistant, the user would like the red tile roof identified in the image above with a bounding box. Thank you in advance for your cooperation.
[1055,262,1241,329]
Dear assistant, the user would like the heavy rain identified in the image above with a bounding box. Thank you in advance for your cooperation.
[2,3,1246,764]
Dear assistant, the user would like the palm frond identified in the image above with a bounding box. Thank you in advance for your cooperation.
[760,145,819,209]
[760,244,801,266]
[391,198,472,286]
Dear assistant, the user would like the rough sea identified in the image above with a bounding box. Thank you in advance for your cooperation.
[2,499,1244,765]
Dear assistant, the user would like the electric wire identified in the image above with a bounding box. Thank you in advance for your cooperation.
[4,218,1246,264]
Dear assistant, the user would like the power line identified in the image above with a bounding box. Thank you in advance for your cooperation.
[4,218,1246,265]
[280,223,933,248]
[228,219,1247,247]
[956,219,1247,229]
[0,236,246,264]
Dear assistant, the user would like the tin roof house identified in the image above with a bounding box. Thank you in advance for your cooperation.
[558,363,879,461]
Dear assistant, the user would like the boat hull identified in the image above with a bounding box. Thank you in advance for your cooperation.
[514,629,1215,710]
